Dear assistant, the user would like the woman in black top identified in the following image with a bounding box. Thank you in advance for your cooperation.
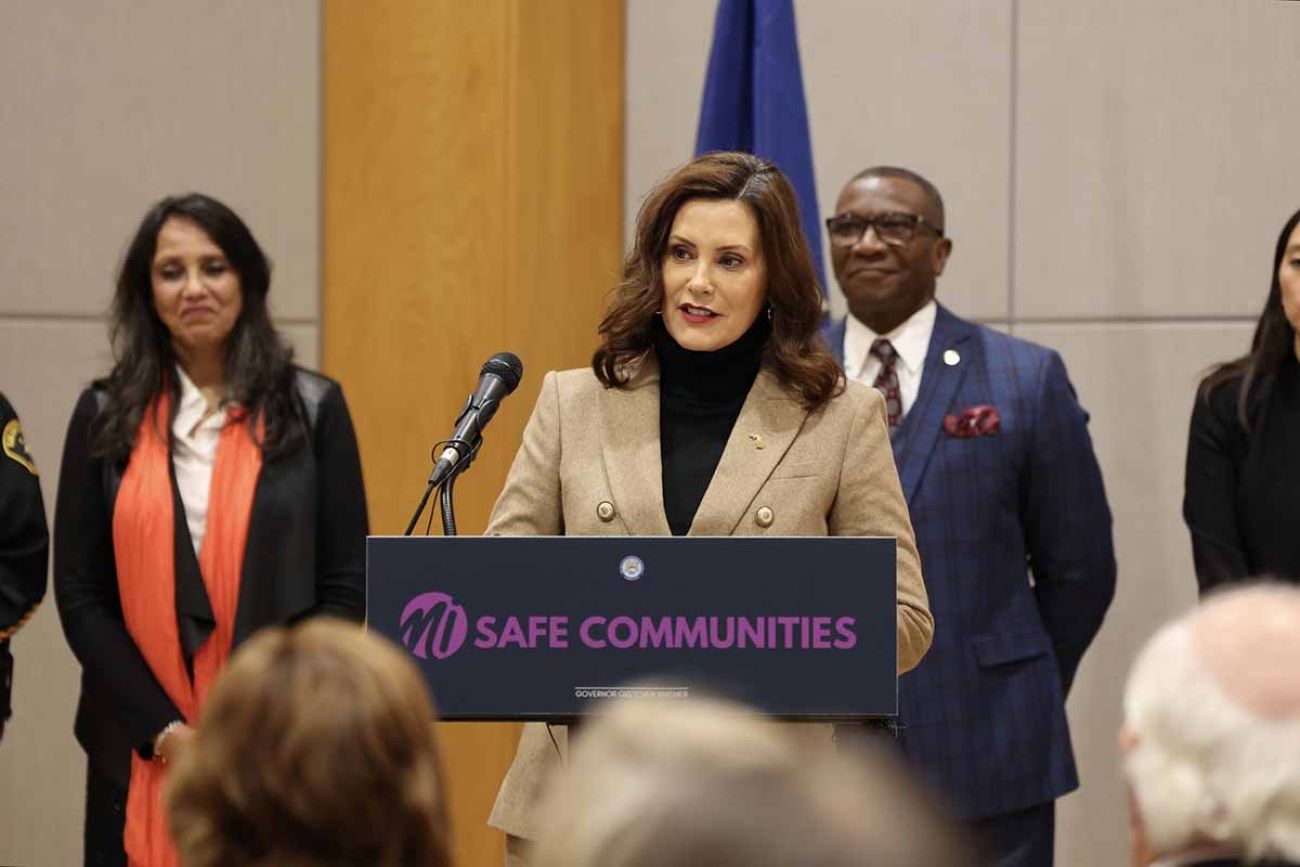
[1184,206,1300,592]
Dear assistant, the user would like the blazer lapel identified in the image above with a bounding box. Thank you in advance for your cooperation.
[688,370,808,536]
[896,304,977,504]
[598,360,673,536]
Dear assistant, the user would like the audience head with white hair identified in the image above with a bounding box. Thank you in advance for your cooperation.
[1122,583,1300,866]
[530,695,975,867]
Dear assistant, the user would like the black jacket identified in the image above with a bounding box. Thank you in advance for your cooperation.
[1184,358,1300,592]
[54,369,367,785]
[0,392,50,736]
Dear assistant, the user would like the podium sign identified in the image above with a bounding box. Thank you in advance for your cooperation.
[367,536,897,722]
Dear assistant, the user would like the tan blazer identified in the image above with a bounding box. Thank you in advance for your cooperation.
[486,361,932,839]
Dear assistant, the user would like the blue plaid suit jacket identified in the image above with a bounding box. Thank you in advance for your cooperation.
[824,305,1115,818]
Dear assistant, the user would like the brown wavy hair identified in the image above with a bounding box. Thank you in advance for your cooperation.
[593,151,842,410]
[166,619,451,867]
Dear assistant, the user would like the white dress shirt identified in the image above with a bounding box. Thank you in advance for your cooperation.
[172,366,227,556]
[842,299,937,421]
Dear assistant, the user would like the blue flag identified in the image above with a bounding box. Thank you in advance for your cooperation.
[695,0,826,297]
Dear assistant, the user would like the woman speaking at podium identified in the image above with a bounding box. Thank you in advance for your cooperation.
[53,194,368,866]
[484,152,932,860]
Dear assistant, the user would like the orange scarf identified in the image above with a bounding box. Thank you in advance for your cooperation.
[112,390,262,867]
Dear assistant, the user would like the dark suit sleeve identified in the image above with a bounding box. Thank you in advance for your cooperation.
[1182,385,1249,592]
[54,389,182,755]
[0,394,49,640]
[312,383,367,620]
[1020,351,1116,694]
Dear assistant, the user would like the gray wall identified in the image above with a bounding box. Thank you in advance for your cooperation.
[628,1,1295,865]
[0,3,320,864]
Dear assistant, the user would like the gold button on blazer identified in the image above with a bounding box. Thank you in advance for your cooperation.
[485,360,932,841]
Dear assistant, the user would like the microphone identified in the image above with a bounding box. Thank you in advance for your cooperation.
[426,352,524,488]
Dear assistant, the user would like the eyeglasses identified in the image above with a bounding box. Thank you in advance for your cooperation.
[824,211,944,248]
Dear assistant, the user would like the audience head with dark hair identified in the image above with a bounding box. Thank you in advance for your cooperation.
[530,695,974,867]
[1122,583,1300,866]
[165,619,451,867]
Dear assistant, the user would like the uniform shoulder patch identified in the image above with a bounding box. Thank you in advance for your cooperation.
[2,418,38,476]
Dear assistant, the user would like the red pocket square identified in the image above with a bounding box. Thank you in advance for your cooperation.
[943,405,1001,438]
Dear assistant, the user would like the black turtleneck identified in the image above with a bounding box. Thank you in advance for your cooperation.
[652,316,767,536]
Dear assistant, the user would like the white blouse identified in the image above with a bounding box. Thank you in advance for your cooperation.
[171,366,227,556]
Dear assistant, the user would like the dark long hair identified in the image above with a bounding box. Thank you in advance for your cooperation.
[96,193,300,461]
[1200,207,1300,430]
[592,151,842,411]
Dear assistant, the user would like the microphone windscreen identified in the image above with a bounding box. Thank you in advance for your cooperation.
[482,352,524,393]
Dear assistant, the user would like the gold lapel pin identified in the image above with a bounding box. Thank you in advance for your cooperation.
[748,433,765,450]
[943,349,961,366]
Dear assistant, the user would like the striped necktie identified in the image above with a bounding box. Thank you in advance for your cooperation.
[870,338,902,429]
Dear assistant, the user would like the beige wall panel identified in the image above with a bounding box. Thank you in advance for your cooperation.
[280,323,321,371]
[624,0,713,240]
[800,0,1013,322]
[0,321,113,867]
[324,3,623,865]
[1016,321,1253,867]
[1016,1,1300,319]
[626,0,1012,322]
[0,0,320,322]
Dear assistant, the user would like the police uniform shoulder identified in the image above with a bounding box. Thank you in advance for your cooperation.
[0,392,38,476]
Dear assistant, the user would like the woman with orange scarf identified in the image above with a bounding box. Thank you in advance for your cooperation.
[53,194,368,867]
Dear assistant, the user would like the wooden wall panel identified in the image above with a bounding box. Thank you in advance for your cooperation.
[323,3,623,864]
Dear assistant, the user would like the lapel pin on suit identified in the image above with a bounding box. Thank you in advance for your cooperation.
[943,349,961,366]
[748,433,765,449]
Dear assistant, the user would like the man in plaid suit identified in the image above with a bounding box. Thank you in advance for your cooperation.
[822,167,1115,867]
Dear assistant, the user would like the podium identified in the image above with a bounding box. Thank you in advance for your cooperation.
[366,536,897,723]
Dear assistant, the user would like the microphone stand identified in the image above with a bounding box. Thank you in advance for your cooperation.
[437,440,481,537]
[403,438,482,537]
[404,479,438,536]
